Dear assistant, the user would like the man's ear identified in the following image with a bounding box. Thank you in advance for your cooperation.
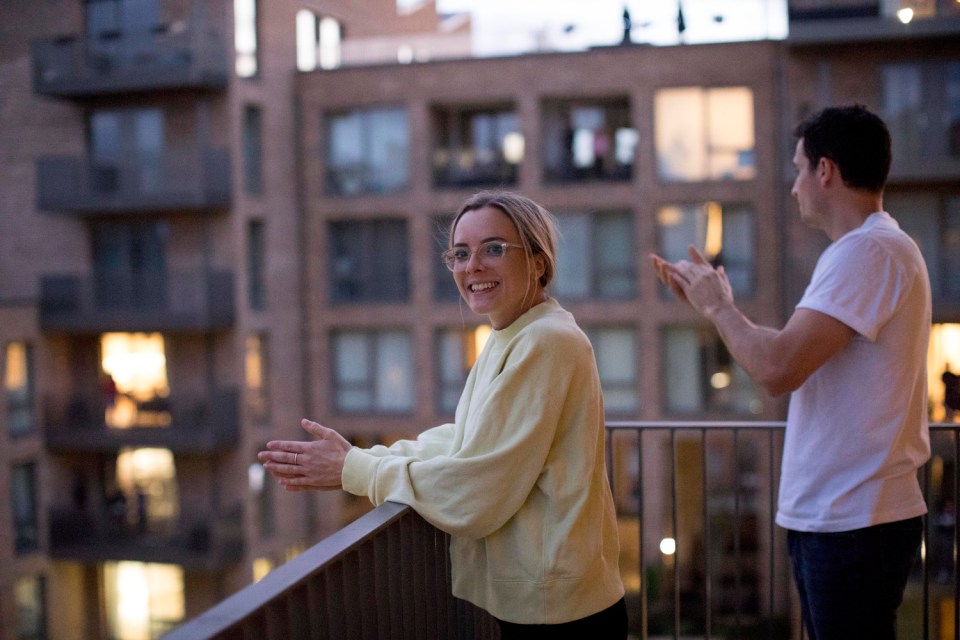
[818,157,837,186]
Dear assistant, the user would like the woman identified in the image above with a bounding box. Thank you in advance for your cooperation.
[259,191,626,637]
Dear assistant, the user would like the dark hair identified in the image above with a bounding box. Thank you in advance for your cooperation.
[449,191,558,288]
[793,104,891,193]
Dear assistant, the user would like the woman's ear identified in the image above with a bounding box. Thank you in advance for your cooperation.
[532,253,546,282]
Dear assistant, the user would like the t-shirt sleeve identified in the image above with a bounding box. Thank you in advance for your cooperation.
[796,235,912,342]
[341,328,588,540]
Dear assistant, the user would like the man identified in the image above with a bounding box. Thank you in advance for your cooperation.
[652,104,931,639]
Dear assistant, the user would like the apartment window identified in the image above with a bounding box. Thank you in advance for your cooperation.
[431,104,523,187]
[655,86,756,181]
[296,10,341,71]
[242,105,263,195]
[15,575,46,640]
[585,327,638,416]
[245,334,270,424]
[5,341,35,436]
[247,220,266,310]
[881,61,960,167]
[554,211,635,300]
[332,330,413,413]
[432,215,460,301]
[104,562,184,639]
[542,98,637,182]
[888,192,960,303]
[329,219,409,303]
[89,108,165,196]
[92,221,167,311]
[436,326,491,414]
[657,202,756,297]
[234,0,258,77]
[11,462,39,554]
[662,326,761,416]
[325,107,409,196]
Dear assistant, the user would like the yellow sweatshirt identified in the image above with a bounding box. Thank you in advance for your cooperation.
[341,299,624,624]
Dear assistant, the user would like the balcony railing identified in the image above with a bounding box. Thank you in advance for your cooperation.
[43,388,239,453]
[165,421,960,640]
[49,503,242,570]
[36,148,231,214]
[31,17,227,98]
[164,502,498,639]
[39,269,235,332]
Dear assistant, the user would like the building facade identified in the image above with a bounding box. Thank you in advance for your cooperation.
[1,0,959,638]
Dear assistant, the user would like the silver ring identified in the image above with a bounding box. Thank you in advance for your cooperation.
[294,452,299,465]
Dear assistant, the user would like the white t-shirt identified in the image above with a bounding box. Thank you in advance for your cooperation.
[776,211,931,532]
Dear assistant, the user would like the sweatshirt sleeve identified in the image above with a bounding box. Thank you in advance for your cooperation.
[341,326,588,540]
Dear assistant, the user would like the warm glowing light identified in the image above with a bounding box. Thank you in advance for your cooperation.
[502,132,525,164]
[473,325,492,361]
[929,324,960,421]
[704,201,723,259]
[657,206,683,227]
[4,342,27,390]
[101,333,168,401]
[897,8,914,23]
[106,562,183,640]
[660,537,677,555]
[710,371,731,389]
[253,557,274,583]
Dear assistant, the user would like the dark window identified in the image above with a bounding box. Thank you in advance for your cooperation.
[247,220,266,310]
[329,220,408,303]
[243,104,263,195]
[325,108,409,196]
[12,462,39,554]
[542,98,636,183]
[554,211,635,300]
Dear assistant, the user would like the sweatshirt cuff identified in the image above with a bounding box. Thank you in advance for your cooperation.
[341,447,379,500]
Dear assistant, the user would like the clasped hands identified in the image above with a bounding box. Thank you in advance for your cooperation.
[649,245,734,318]
[257,419,353,491]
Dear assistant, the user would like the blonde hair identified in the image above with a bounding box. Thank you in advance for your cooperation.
[449,191,558,288]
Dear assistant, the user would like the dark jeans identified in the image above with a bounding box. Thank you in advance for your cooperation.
[496,597,627,640]
[787,517,922,640]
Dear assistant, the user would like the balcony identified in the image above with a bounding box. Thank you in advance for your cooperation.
[36,148,231,215]
[787,8,960,46]
[49,503,242,570]
[31,19,227,99]
[43,388,239,454]
[167,421,960,639]
[39,269,235,333]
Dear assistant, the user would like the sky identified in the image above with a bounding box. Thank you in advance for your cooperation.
[430,0,789,56]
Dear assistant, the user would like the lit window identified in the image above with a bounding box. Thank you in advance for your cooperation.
[100,333,169,429]
[234,0,257,77]
[436,326,491,414]
[5,341,34,436]
[297,11,342,71]
[657,202,755,297]
[326,107,410,195]
[245,334,269,424]
[14,575,46,639]
[332,330,413,413]
[655,86,755,181]
[554,211,635,300]
[115,448,179,527]
[104,561,184,640]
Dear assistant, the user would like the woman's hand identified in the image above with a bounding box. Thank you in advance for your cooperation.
[257,419,354,491]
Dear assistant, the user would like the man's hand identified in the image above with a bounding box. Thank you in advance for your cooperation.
[650,245,734,319]
[257,419,354,491]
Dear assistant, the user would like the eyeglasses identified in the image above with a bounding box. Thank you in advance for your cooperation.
[441,241,525,271]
